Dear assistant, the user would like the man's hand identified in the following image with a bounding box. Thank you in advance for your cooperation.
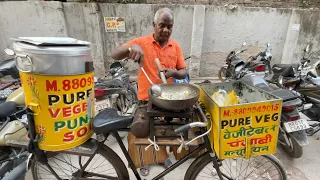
[163,68,187,79]
[129,44,144,64]
[163,68,177,79]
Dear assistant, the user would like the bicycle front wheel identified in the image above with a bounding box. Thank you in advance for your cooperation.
[185,153,287,180]
[31,139,129,180]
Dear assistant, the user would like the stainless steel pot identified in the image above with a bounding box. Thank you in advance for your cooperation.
[9,37,92,75]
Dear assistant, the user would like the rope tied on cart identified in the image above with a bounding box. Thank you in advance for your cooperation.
[177,135,189,153]
[145,136,160,151]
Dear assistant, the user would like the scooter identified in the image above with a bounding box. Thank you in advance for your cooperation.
[241,73,308,158]
[0,89,28,179]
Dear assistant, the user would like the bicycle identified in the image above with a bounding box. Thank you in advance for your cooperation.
[24,102,287,180]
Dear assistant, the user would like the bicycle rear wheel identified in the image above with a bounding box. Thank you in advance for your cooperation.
[185,152,287,180]
[31,139,129,180]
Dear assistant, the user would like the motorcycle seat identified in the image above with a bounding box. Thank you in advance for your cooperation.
[310,77,320,86]
[271,89,297,102]
[92,108,133,134]
[273,64,292,69]
[0,101,16,118]
[97,79,124,88]
[272,64,298,78]
[272,64,292,73]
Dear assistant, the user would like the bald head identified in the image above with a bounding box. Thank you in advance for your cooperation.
[154,8,174,23]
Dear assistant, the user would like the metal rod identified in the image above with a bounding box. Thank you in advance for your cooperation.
[0,118,9,132]
[152,144,206,180]
[112,131,142,180]
[202,127,225,180]
[75,142,102,179]
[26,108,36,141]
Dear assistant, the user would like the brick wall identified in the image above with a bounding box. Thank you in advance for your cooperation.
[107,0,320,9]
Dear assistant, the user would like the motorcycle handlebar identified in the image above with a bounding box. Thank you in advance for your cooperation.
[307,71,317,78]
[0,79,20,91]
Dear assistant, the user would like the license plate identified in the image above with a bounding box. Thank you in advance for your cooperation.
[284,119,310,133]
[95,99,110,113]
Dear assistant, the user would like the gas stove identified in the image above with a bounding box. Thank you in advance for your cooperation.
[146,101,195,140]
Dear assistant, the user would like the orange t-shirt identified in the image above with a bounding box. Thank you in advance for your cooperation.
[123,34,187,100]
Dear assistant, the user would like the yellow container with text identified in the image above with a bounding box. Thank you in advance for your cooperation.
[199,81,282,159]
[20,72,95,151]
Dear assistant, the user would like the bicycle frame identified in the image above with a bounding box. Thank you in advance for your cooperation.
[26,107,226,180]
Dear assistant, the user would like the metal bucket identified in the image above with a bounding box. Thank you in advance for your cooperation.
[11,37,95,151]
[12,37,92,75]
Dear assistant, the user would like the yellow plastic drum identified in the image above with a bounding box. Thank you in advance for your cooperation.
[12,37,95,151]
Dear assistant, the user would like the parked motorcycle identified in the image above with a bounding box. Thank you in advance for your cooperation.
[272,44,320,136]
[0,98,28,179]
[218,42,269,82]
[94,59,138,116]
[0,55,29,178]
[241,73,308,158]
[0,58,21,104]
[94,59,138,140]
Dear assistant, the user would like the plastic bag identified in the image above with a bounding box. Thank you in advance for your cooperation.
[211,89,227,106]
[211,89,239,106]
[224,90,239,106]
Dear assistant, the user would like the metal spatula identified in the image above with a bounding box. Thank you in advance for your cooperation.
[128,47,163,96]
[141,67,162,96]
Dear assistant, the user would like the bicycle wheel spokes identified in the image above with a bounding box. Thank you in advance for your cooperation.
[32,149,118,179]
[195,156,283,180]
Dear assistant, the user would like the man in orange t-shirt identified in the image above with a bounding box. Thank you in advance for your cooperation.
[111,8,187,176]
[111,8,187,101]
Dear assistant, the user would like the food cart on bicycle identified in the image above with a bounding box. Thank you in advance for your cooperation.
[7,37,286,180]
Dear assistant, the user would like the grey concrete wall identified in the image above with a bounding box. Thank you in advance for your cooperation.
[99,3,194,71]
[0,2,68,60]
[201,7,292,76]
[1,2,320,77]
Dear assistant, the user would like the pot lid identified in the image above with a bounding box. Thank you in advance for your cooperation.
[11,37,90,46]
[12,37,91,55]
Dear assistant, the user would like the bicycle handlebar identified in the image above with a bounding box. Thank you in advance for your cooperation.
[174,122,207,134]
[174,103,209,134]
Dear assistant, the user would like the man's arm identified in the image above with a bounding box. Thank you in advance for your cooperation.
[164,68,187,79]
[164,43,187,79]
[111,45,131,60]
[111,41,144,63]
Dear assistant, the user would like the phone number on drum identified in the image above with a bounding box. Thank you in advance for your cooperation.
[46,76,94,92]
[223,104,280,117]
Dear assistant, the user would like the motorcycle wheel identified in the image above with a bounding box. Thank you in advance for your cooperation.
[280,133,303,158]
[218,67,230,82]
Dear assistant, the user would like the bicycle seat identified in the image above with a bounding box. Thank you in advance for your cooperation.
[93,108,133,134]
[0,101,16,118]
